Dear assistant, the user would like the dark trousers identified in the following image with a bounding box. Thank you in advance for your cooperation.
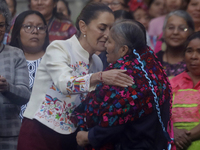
[18,118,78,150]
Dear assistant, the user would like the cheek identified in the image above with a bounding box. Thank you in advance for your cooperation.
[40,34,46,40]
[176,0,182,5]
[181,33,190,41]
[19,31,27,45]
[20,36,27,46]
[30,2,36,9]
[163,32,170,41]
[187,5,194,14]
[151,5,157,12]
[39,35,46,45]
[47,1,56,9]
[184,54,190,63]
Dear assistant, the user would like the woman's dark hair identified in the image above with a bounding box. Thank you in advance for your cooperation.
[75,2,113,37]
[10,10,49,51]
[163,10,195,33]
[185,31,200,49]
[148,0,155,7]
[58,0,71,16]
[186,0,191,4]
[114,10,134,20]
[110,19,147,52]
[0,0,11,31]
[121,0,131,9]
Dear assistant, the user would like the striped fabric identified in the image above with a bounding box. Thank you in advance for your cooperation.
[19,58,42,121]
[0,44,30,149]
[172,89,200,150]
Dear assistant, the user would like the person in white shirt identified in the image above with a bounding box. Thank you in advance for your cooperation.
[17,2,134,150]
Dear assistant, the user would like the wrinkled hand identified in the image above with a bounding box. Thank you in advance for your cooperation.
[76,131,89,147]
[174,127,191,150]
[102,69,134,87]
[0,76,9,92]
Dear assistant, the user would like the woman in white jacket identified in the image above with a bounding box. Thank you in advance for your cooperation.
[17,2,134,150]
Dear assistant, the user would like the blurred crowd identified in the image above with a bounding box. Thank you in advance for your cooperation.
[0,0,200,150]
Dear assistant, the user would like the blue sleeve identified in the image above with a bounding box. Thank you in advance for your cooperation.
[88,125,125,148]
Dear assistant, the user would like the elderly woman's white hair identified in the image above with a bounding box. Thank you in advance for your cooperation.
[163,10,195,33]
[0,0,11,31]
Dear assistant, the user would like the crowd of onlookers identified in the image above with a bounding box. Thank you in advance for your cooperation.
[0,0,200,150]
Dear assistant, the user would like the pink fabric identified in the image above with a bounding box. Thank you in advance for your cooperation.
[172,106,200,123]
[170,71,200,150]
[173,90,200,104]
[154,33,163,53]
[148,15,166,37]
[170,71,200,130]
[170,71,200,91]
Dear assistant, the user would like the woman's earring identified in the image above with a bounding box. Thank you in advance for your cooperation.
[84,34,86,38]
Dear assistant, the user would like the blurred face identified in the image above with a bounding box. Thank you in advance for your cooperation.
[0,14,6,44]
[6,0,16,17]
[20,14,47,52]
[148,0,165,18]
[187,0,200,30]
[57,1,69,18]
[165,0,182,13]
[133,8,149,30]
[30,0,56,19]
[164,15,190,48]
[185,38,200,76]
[84,12,114,53]
[106,32,121,63]
[101,0,127,11]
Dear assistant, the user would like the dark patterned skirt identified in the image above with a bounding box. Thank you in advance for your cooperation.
[17,118,78,150]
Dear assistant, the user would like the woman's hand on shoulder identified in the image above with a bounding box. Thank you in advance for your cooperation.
[76,131,89,147]
[102,69,134,87]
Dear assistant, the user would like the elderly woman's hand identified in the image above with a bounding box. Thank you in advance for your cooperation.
[102,69,134,87]
[174,127,191,150]
[0,76,9,92]
[76,131,89,147]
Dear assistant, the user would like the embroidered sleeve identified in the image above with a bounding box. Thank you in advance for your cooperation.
[45,41,92,95]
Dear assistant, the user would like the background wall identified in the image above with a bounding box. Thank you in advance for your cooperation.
[16,0,89,24]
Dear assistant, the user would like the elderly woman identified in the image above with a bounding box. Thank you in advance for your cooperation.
[170,31,200,150]
[75,20,173,150]
[0,1,30,149]
[156,10,195,79]
[98,10,134,70]
[17,3,133,150]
